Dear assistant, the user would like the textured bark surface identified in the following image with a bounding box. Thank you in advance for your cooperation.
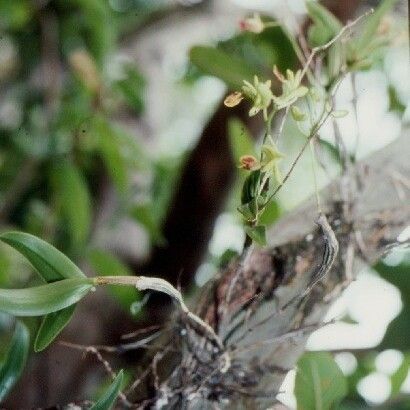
[141,130,410,409]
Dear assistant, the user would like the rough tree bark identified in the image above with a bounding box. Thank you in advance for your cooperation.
[134,130,409,409]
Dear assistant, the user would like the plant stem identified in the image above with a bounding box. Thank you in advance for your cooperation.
[94,276,224,350]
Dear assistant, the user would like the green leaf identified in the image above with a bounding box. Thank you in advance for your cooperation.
[237,203,256,221]
[327,40,346,83]
[228,118,256,161]
[51,162,91,247]
[91,370,124,410]
[355,0,398,54]
[34,305,76,352]
[69,0,114,65]
[189,46,256,89]
[241,170,261,205]
[0,231,86,351]
[391,354,410,395]
[259,200,280,225]
[94,117,128,194]
[0,277,93,317]
[244,225,266,246]
[88,250,140,313]
[131,205,164,245]
[115,65,145,114]
[375,260,410,350]
[0,321,30,402]
[0,231,85,282]
[306,1,343,47]
[295,352,348,410]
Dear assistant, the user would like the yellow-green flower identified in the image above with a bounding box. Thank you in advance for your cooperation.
[239,13,265,34]
[272,68,308,110]
[242,76,273,120]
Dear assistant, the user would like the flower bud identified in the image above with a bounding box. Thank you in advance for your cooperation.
[224,92,244,107]
[239,155,260,171]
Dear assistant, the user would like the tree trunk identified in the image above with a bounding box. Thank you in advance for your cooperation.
[142,129,409,409]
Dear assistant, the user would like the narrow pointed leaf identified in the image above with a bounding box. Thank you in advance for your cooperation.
[0,232,85,282]
[190,46,255,89]
[34,305,76,352]
[91,370,124,410]
[306,1,342,46]
[51,162,91,248]
[0,321,30,402]
[0,277,93,317]
[228,118,256,161]
[355,0,398,53]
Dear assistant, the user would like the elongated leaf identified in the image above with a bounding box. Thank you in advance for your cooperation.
[91,370,124,410]
[355,0,398,53]
[131,205,164,245]
[51,162,91,248]
[0,232,86,351]
[0,321,30,402]
[228,118,256,161]
[94,117,128,194]
[259,200,280,225]
[189,46,255,89]
[306,1,342,46]
[0,277,93,317]
[0,232,85,282]
[295,352,347,410]
[34,305,76,352]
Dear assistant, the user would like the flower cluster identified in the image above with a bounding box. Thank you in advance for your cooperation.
[272,67,308,110]
[224,66,308,121]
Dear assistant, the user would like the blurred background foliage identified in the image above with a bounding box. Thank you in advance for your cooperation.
[0,0,409,408]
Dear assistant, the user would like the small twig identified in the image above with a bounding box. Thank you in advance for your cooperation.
[121,325,162,340]
[59,341,131,407]
[300,9,374,81]
[266,110,331,202]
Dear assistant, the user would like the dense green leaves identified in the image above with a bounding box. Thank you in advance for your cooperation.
[0,277,93,317]
[0,232,85,282]
[189,46,255,89]
[51,162,91,248]
[90,370,124,410]
[34,306,76,352]
[295,352,348,410]
[0,231,88,350]
[0,321,30,402]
